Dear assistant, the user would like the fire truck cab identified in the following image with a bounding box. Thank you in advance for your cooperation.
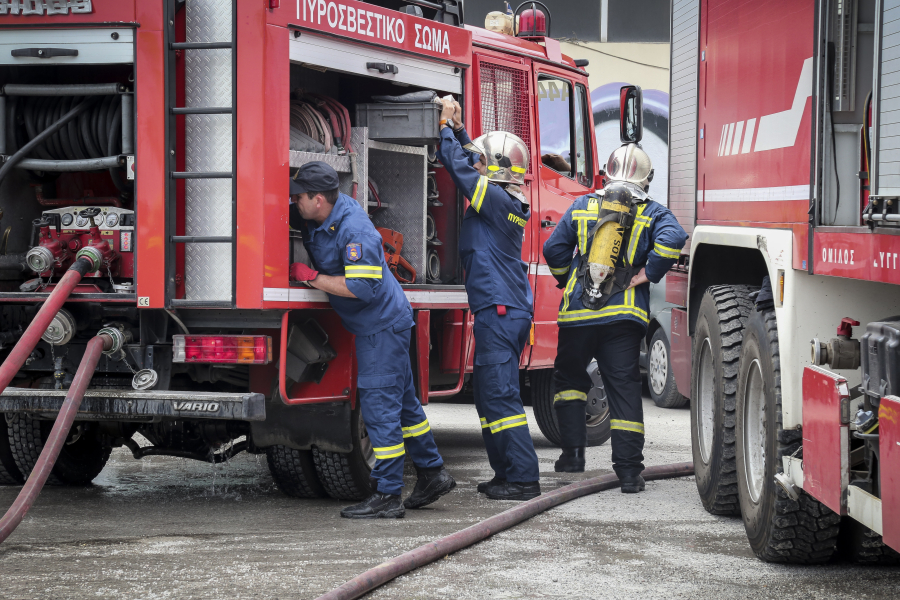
[669,0,900,562]
[0,1,607,502]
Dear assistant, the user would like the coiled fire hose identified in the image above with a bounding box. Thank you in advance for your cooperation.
[0,330,114,544]
[315,462,694,600]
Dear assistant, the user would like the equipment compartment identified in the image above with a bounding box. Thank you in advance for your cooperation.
[287,59,461,286]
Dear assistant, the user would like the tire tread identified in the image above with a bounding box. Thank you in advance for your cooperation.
[266,445,327,499]
[697,284,756,515]
[750,307,841,563]
[312,447,371,501]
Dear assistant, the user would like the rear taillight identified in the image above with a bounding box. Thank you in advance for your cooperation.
[172,335,272,364]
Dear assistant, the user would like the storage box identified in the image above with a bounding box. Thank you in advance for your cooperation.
[355,102,440,146]
[860,321,900,401]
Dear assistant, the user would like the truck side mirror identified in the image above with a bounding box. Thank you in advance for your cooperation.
[619,85,643,143]
[594,169,606,191]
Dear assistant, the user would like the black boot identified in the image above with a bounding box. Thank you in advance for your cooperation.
[554,447,586,473]
[619,474,645,494]
[403,466,457,509]
[340,492,405,519]
[477,476,506,494]
[485,480,541,501]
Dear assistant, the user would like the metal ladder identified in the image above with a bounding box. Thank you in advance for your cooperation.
[164,0,236,308]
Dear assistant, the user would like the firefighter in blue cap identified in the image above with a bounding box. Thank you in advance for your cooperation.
[542,143,687,493]
[435,98,541,501]
[288,161,455,518]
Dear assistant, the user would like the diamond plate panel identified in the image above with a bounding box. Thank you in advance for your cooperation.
[350,127,368,210]
[185,0,232,43]
[186,243,232,302]
[369,147,427,283]
[183,0,233,302]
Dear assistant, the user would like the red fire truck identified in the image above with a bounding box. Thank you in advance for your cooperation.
[0,1,610,504]
[668,0,900,562]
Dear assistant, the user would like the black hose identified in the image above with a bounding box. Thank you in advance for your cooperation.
[0,97,100,187]
[118,437,249,464]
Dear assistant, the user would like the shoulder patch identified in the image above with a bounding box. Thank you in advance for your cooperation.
[346,243,362,262]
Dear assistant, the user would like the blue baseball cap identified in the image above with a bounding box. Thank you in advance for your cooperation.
[290,161,340,196]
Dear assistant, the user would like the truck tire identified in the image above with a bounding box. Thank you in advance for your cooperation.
[311,403,374,501]
[735,307,840,563]
[266,445,328,499]
[531,366,611,448]
[648,327,688,409]
[0,414,24,484]
[691,285,755,516]
[7,415,111,486]
[838,518,900,564]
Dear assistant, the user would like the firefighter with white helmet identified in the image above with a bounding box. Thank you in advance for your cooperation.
[435,97,541,501]
[542,141,687,493]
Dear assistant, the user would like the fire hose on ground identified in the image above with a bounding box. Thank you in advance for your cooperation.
[0,330,114,544]
[315,462,694,600]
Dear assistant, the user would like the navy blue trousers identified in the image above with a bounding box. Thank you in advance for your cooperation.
[473,306,540,483]
[356,323,443,496]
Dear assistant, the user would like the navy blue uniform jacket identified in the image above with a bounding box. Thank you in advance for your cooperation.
[542,193,687,329]
[299,193,413,336]
[435,127,533,315]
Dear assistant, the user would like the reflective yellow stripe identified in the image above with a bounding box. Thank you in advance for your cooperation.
[653,243,680,259]
[373,442,406,460]
[345,265,383,279]
[558,303,649,323]
[549,265,570,275]
[471,176,488,212]
[402,419,431,438]
[486,413,528,433]
[561,264,579,312]
[626,206,651,264]
[611,419,645,434]
[554,390,587,402]
[480,417,489,429]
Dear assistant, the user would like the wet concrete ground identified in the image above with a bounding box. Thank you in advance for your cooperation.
[1,397,899,599]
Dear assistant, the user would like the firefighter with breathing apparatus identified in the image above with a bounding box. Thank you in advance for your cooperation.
[288,162,456,518]
[435,97,541,501]
[542,141,687,493]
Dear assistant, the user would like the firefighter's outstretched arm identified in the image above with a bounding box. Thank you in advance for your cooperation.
[643,210,688,283]
[435,126,486,207]
[542,202,579,288]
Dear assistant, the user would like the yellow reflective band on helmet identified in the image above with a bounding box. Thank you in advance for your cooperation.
[554,390,587,403]
[510,166,527,173]
[471,176,489,212]
[345,265,383,279]
[402,419,431,439]
[486,413,528,434]
[611,419,645,434]
[549,265,570,275]
[487,165,501,171]
[480,417,489,429]
[373,442,406,460]
[654,242,681,259]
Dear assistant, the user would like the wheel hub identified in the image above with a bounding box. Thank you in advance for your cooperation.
[743,359,767,504]
[649,338,668,396]
[697,338,715,463]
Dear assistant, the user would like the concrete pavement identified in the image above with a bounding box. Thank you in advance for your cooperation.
[0,397,898,599]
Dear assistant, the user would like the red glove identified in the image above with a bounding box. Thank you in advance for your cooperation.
[290,263,319,282]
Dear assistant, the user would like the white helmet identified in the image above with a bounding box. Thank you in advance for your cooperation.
[469,131,529,185]
[606,143,653,190]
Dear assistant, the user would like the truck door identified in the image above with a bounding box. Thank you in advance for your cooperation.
[473,53,537,366]
[530,70,595,367]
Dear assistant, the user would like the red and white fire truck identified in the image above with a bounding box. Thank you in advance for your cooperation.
[0,1,609,504]
[668,0,900,562]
